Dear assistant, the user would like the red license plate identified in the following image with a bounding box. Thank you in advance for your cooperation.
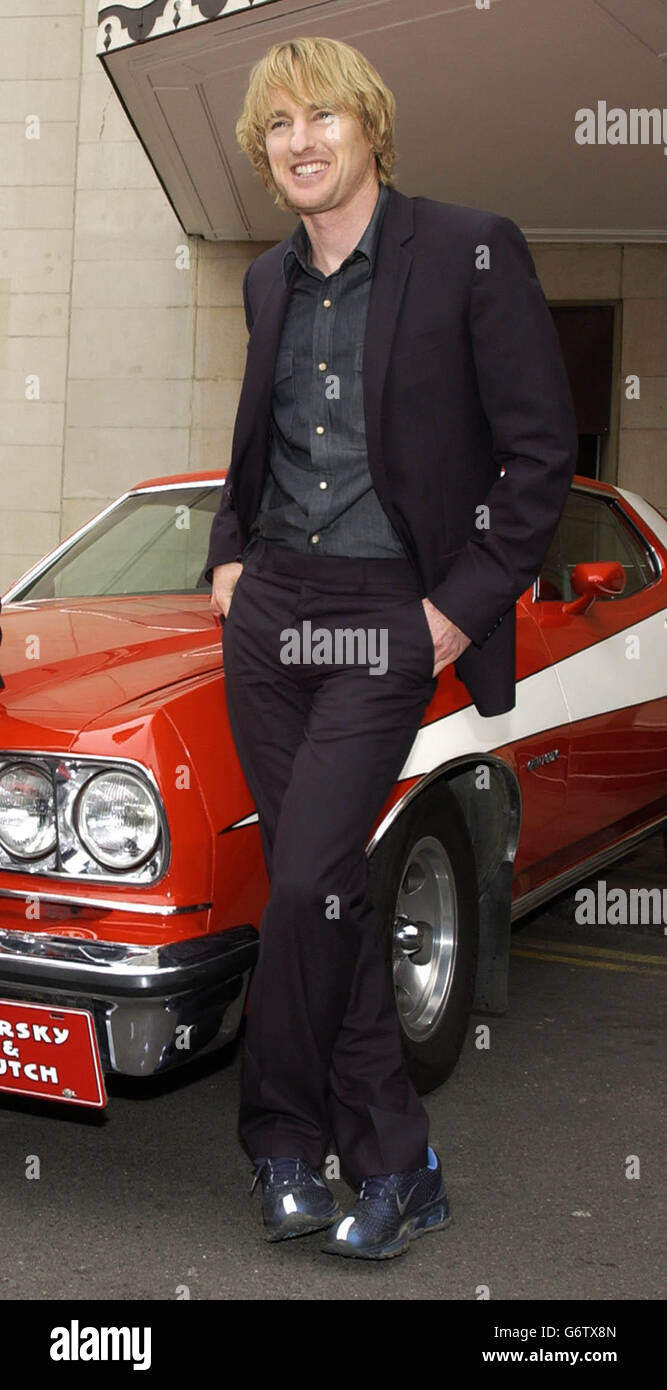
[0,999,107,1108]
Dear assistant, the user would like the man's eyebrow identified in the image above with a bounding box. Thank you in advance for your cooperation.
[266,102,338,118]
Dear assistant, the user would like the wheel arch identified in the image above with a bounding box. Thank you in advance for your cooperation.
[367,754,521,1015]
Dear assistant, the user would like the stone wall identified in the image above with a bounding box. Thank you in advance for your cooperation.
[0,0,664,593]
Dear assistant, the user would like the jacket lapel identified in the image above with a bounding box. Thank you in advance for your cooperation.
[361,187,415,529]
[229,256,296,481]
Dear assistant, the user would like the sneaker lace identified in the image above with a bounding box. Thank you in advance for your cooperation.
[358,1174,395,1201]
[249,1157,311,1194]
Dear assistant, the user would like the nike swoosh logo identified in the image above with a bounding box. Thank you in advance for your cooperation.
[396,1182,419,1216]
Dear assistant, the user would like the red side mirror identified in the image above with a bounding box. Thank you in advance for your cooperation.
[563,560,626,615]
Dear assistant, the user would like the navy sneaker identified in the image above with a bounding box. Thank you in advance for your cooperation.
[250,1157,343,1242]
[321,1146,451,1260]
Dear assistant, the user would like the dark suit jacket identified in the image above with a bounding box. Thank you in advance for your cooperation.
[204,187,579,716]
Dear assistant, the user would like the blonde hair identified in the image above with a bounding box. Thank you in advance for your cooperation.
[235,36,397,210]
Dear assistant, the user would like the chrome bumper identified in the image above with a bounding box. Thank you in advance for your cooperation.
[0,925,258,1077]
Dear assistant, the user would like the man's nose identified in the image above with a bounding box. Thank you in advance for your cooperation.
[289,118,315,153]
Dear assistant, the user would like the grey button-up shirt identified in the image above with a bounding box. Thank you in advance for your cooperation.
[242,180,408,561]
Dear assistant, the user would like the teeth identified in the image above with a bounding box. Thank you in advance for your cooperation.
[293,163,328,176]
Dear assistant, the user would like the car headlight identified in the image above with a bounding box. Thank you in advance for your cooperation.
[74,770,160,869]
[0,763,56,858]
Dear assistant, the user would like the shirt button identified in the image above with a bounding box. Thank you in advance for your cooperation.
[322,298,332,308]
[311,534,320,544]
[319,480,328,489]
[315,425,325,435]
[318,362,327,371]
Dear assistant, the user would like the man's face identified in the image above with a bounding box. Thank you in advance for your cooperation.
[264,86,377,213]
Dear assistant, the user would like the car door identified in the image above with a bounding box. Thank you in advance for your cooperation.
[530,486,667,857]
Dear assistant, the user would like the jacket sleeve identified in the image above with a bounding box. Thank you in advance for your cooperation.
[203,263,254,584]
[203,482,241,585]
[427,214,579,646]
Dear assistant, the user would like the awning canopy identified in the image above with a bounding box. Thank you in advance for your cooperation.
[96,0,667,242]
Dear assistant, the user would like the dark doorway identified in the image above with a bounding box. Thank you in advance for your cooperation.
[549,305,615,480]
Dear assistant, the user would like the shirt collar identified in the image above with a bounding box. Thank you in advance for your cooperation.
[282,180,390,287]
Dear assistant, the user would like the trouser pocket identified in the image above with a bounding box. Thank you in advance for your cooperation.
[398,595,435,682]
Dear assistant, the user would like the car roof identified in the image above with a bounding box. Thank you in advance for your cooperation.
[129,469,619,497]
[130,471,227,489]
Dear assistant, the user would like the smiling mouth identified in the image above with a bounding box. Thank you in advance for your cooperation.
[291,162,330,178]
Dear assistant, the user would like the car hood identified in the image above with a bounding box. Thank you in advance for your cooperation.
[0,596,222,742]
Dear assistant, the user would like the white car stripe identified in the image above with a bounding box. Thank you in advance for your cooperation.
[551,607,666,725]
[400,609,666,780]
[226,609,666,827]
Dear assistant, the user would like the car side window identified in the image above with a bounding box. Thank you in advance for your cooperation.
[536,492,656,602]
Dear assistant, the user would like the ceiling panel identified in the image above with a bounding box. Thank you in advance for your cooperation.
[98,0,667,240]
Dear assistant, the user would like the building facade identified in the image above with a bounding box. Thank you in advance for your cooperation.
[1,0,665,593]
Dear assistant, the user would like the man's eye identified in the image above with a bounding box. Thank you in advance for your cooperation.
[268,111,335,129]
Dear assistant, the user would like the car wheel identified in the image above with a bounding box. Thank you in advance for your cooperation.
[368,783,479,1095]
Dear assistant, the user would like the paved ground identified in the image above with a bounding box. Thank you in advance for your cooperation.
[0,833,664,1301]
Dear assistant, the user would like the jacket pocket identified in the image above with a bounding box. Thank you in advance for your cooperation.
[391,325,448,362]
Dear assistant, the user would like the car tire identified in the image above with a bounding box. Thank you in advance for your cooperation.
[368,782,479,1096]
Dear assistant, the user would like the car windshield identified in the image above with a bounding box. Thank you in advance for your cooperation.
[10,486,222,600]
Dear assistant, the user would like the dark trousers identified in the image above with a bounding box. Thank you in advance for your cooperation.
[221,537,437,1188]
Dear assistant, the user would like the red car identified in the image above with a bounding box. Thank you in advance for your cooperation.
[0,472,665,1108]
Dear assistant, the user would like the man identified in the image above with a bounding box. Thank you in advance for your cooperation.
[204,36,578,1260]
